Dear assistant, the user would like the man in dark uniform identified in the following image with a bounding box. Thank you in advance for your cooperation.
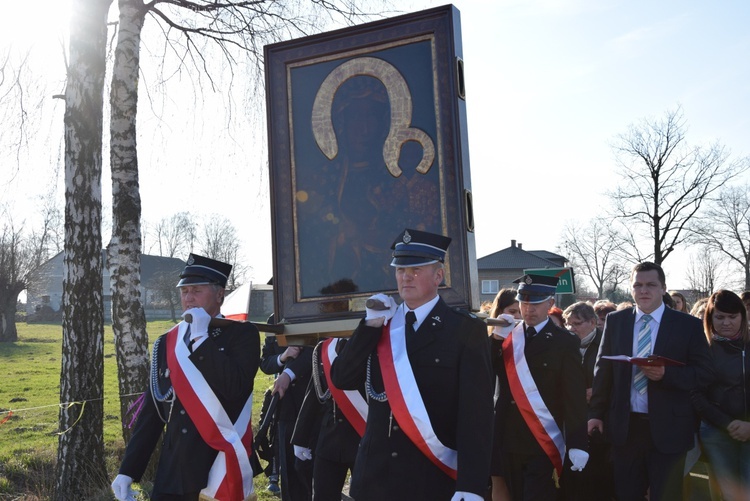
[260,324,314,501]
[491,274,589,501]
[330,228,494,501]
[111,254,260,501]
[559,301,613,500]
[291,337,364,501]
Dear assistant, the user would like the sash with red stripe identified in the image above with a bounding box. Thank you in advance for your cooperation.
[165,324,255,501]
[376,315,458,479]
[321,338,368,437]
[502,323,565,475]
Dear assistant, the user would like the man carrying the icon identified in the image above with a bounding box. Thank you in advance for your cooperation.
[331,228,494,501]
[491,274,589,500]
[112,254,260,501]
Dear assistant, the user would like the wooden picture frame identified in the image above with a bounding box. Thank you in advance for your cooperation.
[265,4,478,327]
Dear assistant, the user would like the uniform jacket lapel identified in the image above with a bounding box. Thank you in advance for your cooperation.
[524,321,555,358]
[409,299,447,354]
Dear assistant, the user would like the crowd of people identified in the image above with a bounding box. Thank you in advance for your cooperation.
[108,234,750,501]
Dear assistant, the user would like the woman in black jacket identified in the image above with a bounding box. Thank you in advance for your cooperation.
[693,290,750,500]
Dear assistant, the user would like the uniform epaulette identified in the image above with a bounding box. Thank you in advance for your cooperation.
[452,307,480,320]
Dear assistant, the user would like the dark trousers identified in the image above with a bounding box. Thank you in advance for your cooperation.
[559,431,614,500]
[312,454,354,501]
[504,452,557,501]
[612,413,686,501]
[278,420,313,501]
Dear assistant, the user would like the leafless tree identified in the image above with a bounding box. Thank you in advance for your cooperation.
[685,245,729,297]
[145,212,197,321]
[106,0,391,445]
[0,50,63,343]
[0,200,63,342]
[150,211,197,258]
[690,184,750,290]
[608,106,749,265]
[559,218,629,300]
[199,213,246,291]
[54,0,113,497]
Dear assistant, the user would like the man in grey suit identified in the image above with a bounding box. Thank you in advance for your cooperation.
[588,261,711,501]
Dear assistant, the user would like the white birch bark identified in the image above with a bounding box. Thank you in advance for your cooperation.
[108,0,150,443]
[55,0,113,498]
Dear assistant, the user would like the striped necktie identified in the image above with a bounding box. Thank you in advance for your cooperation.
[633,314,653,394]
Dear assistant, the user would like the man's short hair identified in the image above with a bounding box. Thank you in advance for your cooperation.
[631,261,666,286]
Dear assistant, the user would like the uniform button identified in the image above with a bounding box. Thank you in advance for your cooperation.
[510,400,516,405]
[198,356,204,361]
[391,452,398,458]
[435,358,440,363]
[180,410,186,415]
[337,418,344,423]
[393,425,400,431]
[181,428,188,434]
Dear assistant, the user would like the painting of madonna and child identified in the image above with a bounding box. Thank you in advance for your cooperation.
[265,6,477,322]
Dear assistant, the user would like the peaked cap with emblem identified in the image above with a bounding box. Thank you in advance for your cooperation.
[177,253,232,288]
[513,273,559,303]
[390,228,451,267]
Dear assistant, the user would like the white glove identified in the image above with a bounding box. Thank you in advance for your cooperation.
[365,294,398,326]
[294,445,313,461]
[491,313,517,339]
[111,474,137,501]
[183,307,211,340]
[450,492,483,501]
[569,448,589,471]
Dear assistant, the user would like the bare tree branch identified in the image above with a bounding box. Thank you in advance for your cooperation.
[607,105,749,264]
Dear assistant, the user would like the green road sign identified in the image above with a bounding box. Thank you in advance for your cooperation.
[523,267,576,294]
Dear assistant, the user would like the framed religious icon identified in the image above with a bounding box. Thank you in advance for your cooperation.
[265,4,478,328]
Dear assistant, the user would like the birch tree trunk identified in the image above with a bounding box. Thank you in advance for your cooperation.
[55,0,113,497]
[108,0,149,443]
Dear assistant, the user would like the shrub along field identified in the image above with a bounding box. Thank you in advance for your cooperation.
[0,321,282,500]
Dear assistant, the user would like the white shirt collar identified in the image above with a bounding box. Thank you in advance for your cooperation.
[404,295,440,330]
[635,303,665,324]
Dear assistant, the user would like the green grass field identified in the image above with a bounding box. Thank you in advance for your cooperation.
[0,321,281,500]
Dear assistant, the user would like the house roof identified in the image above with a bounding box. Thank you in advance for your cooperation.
[140,255,186,284]
[477,241,565,270]
[524,249,565,262]
[33,250,186,283]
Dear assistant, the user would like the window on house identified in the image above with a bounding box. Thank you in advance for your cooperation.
[482,280,499,294]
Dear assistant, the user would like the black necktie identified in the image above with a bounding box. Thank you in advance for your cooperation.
[525,326,537,339]
[405,311,417,347]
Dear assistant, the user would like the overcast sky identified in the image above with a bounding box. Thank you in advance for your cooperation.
[2,0,749,292]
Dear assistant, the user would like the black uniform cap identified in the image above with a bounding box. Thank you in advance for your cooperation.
[390,229,451,267]
[177,253,232,288]
[513,274,559,303]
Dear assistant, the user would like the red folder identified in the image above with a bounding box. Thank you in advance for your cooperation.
[601,354,685,367]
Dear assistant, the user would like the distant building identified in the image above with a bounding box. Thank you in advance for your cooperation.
[477,239,569,305]
[25,251,185,322]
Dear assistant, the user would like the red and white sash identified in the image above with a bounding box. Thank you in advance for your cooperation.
[376,314,458,480]
[165,324,255,501]
[502,323,565,475]
[321,338,368,437]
